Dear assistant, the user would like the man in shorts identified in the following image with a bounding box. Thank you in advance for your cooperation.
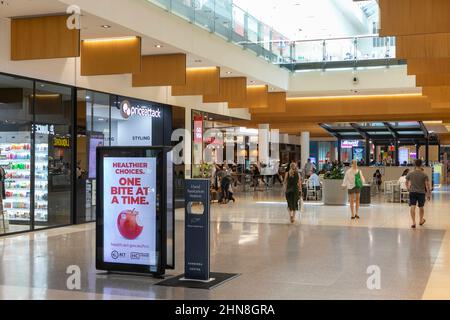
[406,159,431,229]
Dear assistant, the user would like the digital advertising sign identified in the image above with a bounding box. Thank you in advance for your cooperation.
[102,157,157,266]
[96,147,174,276]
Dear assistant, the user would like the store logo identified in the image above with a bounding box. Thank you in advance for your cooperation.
[120,100,132,119]
[119,100,162,120]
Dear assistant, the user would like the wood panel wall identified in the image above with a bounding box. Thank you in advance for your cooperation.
[229,85,268,109]
[380,0,450,36]
[407,58,450,75]
[171,67,220,96]
[250,95,442,123]
[11,15,80,60]
[132,54,186,87]
[203,77,247,104]
[250,92,286,114]
[396,33,450,59]
[81,37,142,76]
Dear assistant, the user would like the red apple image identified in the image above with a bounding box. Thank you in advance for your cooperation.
[117,209,143,240]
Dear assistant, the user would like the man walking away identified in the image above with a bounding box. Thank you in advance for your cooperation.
[406,159,431,229]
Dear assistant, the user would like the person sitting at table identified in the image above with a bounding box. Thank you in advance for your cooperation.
[399,169,410,190]
[308,169,321,190]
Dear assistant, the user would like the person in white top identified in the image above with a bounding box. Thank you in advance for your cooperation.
[342,160,366,220]
[398,169,410,190]
[308,170,321,188]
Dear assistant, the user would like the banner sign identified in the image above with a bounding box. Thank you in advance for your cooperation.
[185,179,210,281]
[103,157,157,267]
[341,140,360,149]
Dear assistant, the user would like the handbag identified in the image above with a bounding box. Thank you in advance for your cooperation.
[355,170,363,189]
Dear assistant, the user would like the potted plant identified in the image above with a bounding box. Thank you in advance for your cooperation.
[323,162,348,205]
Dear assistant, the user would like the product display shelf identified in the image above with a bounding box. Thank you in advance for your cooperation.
[0,142,49,223]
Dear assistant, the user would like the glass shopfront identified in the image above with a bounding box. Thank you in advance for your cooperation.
[0,73,74,235]
[76,89,173,223]
[0,72,174,236]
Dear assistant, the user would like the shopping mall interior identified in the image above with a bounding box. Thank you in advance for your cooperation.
[1,0,450,301]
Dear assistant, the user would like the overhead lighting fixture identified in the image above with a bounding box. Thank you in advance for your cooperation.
[194,59,202,63]
[101,25,111,29]
[155,44,163,48]
[83,36,138,43]
[250,80,255,84]
[226,71,232,75]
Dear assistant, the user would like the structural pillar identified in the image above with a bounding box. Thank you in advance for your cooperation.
[301,131,310,169]
[365,139,371,165]
[258,124,270,165]
[337,138,342,163]
[426,138,430,166]
[394,140,400,166]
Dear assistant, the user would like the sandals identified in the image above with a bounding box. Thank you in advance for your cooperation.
[411,224,416,229]
[355,215,360,219]
[351,216,356,220]
[420,219,426,226]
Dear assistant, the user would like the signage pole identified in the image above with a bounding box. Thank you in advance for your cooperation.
[183,179,213,282]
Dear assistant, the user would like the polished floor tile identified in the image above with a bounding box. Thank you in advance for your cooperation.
[0,186,449,300]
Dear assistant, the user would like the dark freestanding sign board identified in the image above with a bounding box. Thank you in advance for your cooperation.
[184,179,211,281]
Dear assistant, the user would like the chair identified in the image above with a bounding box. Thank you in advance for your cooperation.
[400,188,409,203]
[384,181,395,202]
[306,180,319,201]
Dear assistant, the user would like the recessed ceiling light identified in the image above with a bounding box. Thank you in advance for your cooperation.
[194,59,202,63]
[250,80,255,84]
[86,96,91,100]
[155,44,163,48]
[101,25,111,29]
[226,71,232,75]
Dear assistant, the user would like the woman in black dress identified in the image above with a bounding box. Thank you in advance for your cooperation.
[284,162,301,224]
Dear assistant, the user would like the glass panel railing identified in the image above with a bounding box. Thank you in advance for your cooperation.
[144,1,397,70]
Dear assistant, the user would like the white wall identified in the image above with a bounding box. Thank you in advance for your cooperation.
[289,65,417,95]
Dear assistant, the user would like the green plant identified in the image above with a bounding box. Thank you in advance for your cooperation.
[324,162,345,180]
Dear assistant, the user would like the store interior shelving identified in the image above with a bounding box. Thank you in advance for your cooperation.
[0,132,49,224]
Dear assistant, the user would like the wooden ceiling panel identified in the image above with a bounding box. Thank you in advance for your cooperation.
[203,77,247,104]
[132,54,186,87]
[250,92,286,114]
[11,15,80,60]
[396,33,450,59]
[172,67,220,96]
[81,37,142,76]
[407,58,450,75]
[416,73,450,87]
[380,0,450,36]
[229,85,268,109]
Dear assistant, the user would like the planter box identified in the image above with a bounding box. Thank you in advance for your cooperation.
[323,179,348,206]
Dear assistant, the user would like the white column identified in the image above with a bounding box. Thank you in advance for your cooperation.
[301,131,310,168]
[258,124,270,165]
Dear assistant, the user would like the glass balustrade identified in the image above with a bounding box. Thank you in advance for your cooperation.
[145,0,398,70]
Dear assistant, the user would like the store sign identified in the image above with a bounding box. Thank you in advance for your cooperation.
[341,140,360,149]
[103,157,157,266]
[194,117,203,144]
[120,100,161,120]
[34,124,55,135]
[53,137,70,148]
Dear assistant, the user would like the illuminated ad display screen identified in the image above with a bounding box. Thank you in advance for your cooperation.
[96,147,172,275]
[102,157,157,266]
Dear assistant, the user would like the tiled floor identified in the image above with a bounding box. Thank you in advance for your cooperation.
[0,186,449,300]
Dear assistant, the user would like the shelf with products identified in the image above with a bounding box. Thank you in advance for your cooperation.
[0,133,49,224]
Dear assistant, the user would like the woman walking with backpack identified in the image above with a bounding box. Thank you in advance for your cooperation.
[342,160,366,220]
